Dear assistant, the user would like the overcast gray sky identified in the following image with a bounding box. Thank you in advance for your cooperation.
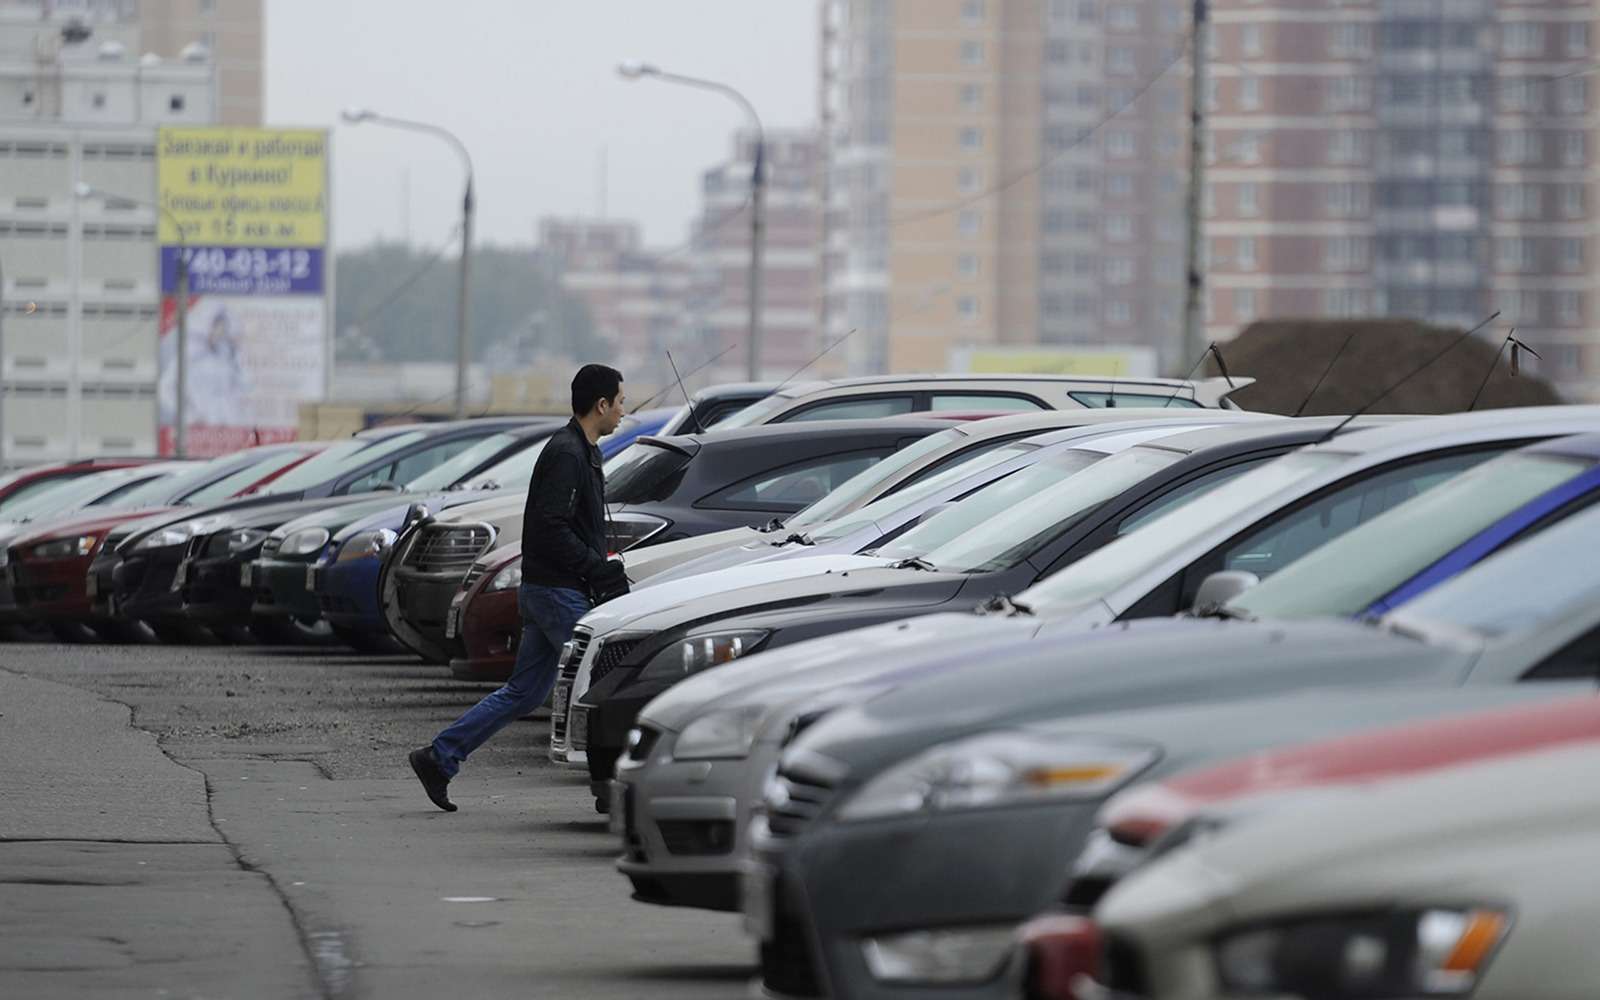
[264,0,817,251]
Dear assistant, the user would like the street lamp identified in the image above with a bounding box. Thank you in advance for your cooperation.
[75,182,190,457]
[341,108,475,418]
[618,61,766,382]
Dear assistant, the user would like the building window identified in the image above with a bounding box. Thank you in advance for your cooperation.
[1230,237,1254,271]
[961,83,983,110]
[1502,23,1546,57]
[1106,300,1133,325]
[1324,289,1366,317]
[962,0,985,24]
[1232,134,1261,163]
[91,91,106,109]
[1562,238,1584,272]
[1496,184,1542,220]
[958,296,979,321]
[961,40,984,65]
[1078,0,1099,22]
[1203,183,1216,218]
[1558,292,1582,325]
[1562,77,1588,114]
[1497,130,1539,165]
[1325,76,1369,111]
[1327,130,1362,164]
[169,94,185,112]
[1108,46,1136,75]
[1106,257,1134,284]
[958,166,981,193]
[1106,215,1133,241]
[1325,236,1366,271]
[1329,23,1370,56]
[1239,76,1261,110]
[960,127,983,150]
[1496,238,1536,273]
[1107,174,1133,198]
[1562,183,1585,218]
[1241,23,1263,57]
[958,253,980,277]
[1568,23,1590,57]
[1109,5,1137,30]
[1564,131,1586,166]
[1325,183,1366,218]
[1106,131,1136,158]
[958,209,981,236]
[1496,290,1540,323]
[200,0,217,11]
[1235,289,1257,321]
[1238,182,1260,217]
[1499,77,1540,113]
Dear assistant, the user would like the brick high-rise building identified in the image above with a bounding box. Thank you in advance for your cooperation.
[1200,0,1598,399]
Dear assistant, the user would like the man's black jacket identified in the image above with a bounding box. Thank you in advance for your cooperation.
[521,418,616,595]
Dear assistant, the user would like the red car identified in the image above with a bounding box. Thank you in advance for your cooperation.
[1015,693,1600,1000]
[7,444,321,640]
[0,457,158,515]
[448,542,522,681]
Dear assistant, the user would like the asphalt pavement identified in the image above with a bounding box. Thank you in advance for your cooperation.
[0,640,753,999]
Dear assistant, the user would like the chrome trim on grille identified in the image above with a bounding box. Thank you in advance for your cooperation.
[400,522,496,576]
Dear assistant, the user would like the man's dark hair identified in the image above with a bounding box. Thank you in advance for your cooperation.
[571,364,624,416]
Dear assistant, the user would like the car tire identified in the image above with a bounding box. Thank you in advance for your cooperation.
[149,620,218,645]
[48,621,99,644]
[332,625,401,654]
[251,615,335,646]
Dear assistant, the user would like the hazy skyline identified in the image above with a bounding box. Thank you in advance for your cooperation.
[264,0,818,251]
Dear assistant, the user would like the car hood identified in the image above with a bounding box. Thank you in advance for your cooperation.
[788,617,1477,785]
[588,556,966,636]
[11,506,182,549]
[426,493,527,527]
[581,553,901,635]
[330,489,502,544]
[122,493,382,546]
[639,611,1045,732]
[624,526,764,583]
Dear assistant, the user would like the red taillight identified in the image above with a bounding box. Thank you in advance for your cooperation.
[1017,913,1103,1000]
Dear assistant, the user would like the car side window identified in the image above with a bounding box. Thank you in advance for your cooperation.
[1069,391,1202,409]
[1523,624,1600,682]
[928,393,1046,412]
[1218,450,1496,578]
[707,450,890,512]
[390,437,483,485]
[0,475,74,512]
[1115,459,1273,537]
[342,462,398,495]
[783,396,916,421]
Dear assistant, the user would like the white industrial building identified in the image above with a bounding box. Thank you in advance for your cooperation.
[0,0,216,465]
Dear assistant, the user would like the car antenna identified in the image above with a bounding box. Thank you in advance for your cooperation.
[1159,342,1230,408]
[776,328,858,391]
[632,344,738,412]
[1467,328,1540,411]
[1316,310,1501,443]
[1292,326,1360,417]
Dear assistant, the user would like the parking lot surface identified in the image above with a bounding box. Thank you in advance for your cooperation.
[0,640,751,999]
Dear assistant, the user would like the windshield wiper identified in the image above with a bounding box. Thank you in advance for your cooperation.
[780,531,814,547]
[892,556,938,572]
[977,592,1034,617]
[1190,603,1252,622]
[760,517,787,533]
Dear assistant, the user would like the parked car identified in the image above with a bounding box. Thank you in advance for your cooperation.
[712,375,1251,430]
[629,409,1273,587]
[652,382,777,435]
[0,457,160,515]
[445,540,522,680]
[745,496,1600,999]
[600,407,677,458]
[5,445,320,641]
[1091,714,1600,1000]
[578,413,1433,796]
[89,418,537,640]
[380,417,961,665]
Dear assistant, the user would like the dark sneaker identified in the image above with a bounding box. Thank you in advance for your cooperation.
[408,746,457,812]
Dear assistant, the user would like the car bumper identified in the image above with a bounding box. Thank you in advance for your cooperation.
[748,800,1102,1000]
[611,727,768,912]
[9,554,96,620]
[175,550,261,623]
[451,586,518,682]
[390,570,467,660]
[249,556,322,621]
[316,558,384,630]
[105,546,187,622]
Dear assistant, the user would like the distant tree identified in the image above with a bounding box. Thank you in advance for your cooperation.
[333,242,602,364]
[1213,318,1562,415]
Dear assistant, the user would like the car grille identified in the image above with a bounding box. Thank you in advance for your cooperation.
[550,627,593,752]
[588,637,641,689]
[760,873,824,998]
[764,764,837,840]
[657,819,735,856]
[462,563,488,590]
[404,524,494,576]
[260,537,282,559]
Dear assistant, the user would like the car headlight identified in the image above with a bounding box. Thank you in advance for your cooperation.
[278,527,331,557]
[638,630,770,679]
[487,561,522,592]
[674,705,766,760]
[30,535,98,560]
[335,528,397,563]
[862,924,1019,985]
[225,528,270,554]
[133,516,222,552]
[1214,907,1511,998]
[836,733,1159,823]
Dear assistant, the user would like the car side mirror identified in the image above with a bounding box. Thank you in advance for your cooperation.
[1191,570,1260,613]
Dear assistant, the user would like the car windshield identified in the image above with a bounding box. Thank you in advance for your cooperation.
[806,441,1040,543]
[406,432,521,492]
[178,450,314,505]
[1395,502,1600,639]
[261,432,425,493]
[875,446,1145,570]
[787,427,970,529]
[1,470,148,522]
[1021,450,1348,613]
[468,437,550,490]
[1232,452,1595,620]
[106,459,226,507]
[711,392,790,429]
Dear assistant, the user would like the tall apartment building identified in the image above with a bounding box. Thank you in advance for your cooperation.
[819,0,1189,377]
[0,1,215,463]
[1206,0,1600,401]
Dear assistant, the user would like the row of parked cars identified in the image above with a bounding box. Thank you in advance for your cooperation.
[7,371,1594,998]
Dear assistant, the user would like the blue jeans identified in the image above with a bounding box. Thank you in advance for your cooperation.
[431,583,590,778]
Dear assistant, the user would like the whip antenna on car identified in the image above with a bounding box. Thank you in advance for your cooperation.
[1467,329,1541,412]
[1160,342,1230,409]
[665,350,693,408]
[1292,326,1360,417]
[633,344,737,412]
[776,328,858,391]
[1317,310,1501,443]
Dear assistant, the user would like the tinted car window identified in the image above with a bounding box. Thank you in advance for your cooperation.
[265,432,424,493]
[471,438,550,490]
[709,451,889,512]
[404,433,520,492]
[179,452,310,505]
[713,394,790,429]
[1069,391,1202,409]
[2,471,147,521]
[784,396,916,422]
[1233,452,1591,619]
[1219,449,1496,577]
[0,475,80,512]
[349,436,483,492]
[605,442,694,504]
[787,427,970,529]
[929,393,1045,412]
[1116,459,1273,537]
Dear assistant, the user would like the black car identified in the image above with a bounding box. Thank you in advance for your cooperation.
[576,417,1402,792]
[381,417,960,665]
[90,418,544,639]
[654,381,777,436]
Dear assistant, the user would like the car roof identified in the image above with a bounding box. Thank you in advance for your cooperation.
[1137,415,1403,456]
[1021,414,1282,449]
[693,381,780,400]
[1301,405,1600,458]
[770,374,1246,399]
[657,416,962,449]
[1525,430,1600,460]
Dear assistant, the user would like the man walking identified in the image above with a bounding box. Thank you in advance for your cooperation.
[409,364,629,812]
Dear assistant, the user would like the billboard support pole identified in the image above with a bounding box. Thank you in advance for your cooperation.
[174,244,188,458]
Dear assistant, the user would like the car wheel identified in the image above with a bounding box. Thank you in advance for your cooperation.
[149,620,218,645]
[48,621,100,643]
[251,616,335,646]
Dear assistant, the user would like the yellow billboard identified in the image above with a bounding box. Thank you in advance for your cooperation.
[157,127,328,247]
